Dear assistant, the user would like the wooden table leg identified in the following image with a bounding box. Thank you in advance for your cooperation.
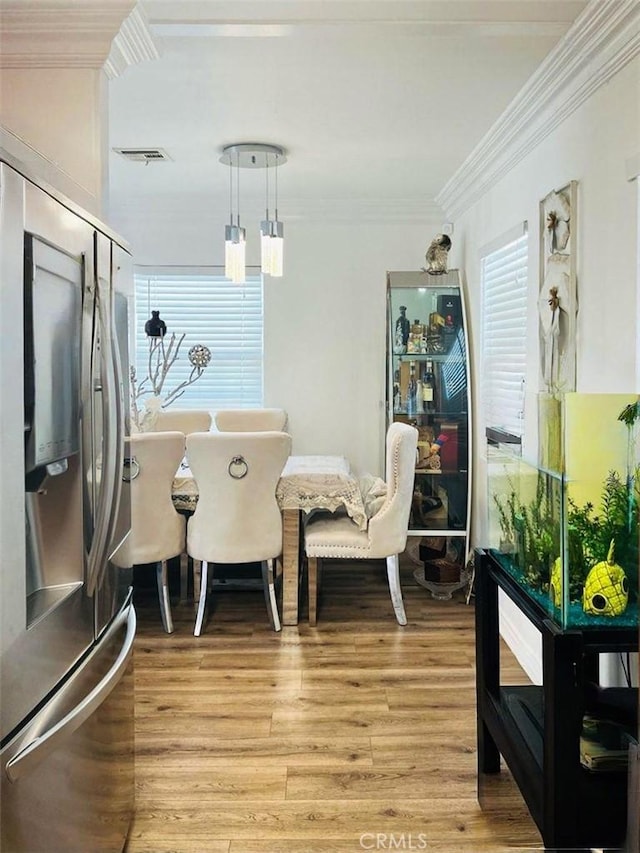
[282,508,300,626]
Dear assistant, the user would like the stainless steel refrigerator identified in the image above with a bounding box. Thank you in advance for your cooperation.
[0,154,135,852]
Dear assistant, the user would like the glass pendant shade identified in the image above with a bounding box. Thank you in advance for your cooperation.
[225,223,246,283]
[260,220,271,274]
[269,233,284,278]
[260,219,284,277]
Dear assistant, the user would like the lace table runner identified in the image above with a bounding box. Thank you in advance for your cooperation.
[275,455,367,530]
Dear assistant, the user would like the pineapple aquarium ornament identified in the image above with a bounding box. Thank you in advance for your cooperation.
[582,539,629,617]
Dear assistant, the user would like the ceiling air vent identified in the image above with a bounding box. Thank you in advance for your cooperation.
[113,148,172,163]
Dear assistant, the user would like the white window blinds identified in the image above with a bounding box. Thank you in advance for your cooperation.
[134,270,263,411]
[481,232,528,439]
[441,326,467,403]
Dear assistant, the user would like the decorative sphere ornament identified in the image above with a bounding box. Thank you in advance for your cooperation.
[582,539,629,617]
[188,344,211,368]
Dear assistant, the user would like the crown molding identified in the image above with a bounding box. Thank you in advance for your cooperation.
[436,0,640,220]
[104,6,160,79]
[0,0,136,68]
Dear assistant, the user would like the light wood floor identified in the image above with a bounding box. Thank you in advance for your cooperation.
[124,558,543,853]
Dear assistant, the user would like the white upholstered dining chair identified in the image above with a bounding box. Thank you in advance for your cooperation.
[214,408,287,432]
[151,409,212,434]
[303,422,418,626]
[115,431,186,633]
[186,430,292,635]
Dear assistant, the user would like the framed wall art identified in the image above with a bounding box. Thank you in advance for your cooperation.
[537,180,578,470]
[538,180,578,394]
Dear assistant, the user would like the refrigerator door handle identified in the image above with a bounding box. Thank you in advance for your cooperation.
[4,604,136,784]
[104,268,126,562]
[86,278,118,597]
[81,267,97,552]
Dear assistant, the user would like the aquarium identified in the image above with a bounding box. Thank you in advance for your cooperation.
[487,393,639,629]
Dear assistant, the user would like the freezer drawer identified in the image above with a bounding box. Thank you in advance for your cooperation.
[1,603,135,853]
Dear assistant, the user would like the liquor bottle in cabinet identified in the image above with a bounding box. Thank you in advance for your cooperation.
[422,359,436,413]
[406,360,417,416]
[386,269,472,598]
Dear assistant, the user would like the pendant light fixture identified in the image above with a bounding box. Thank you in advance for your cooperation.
[220,143,287,280]
[223,147,246,283]
[260,148,284,277]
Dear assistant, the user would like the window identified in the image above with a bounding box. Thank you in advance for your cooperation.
[441,326,467,404]
[481,228,528,441]
[134,269,263,411]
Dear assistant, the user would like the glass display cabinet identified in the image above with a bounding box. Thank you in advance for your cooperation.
[386,270,471,598]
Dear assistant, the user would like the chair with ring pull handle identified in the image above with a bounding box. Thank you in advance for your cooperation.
[214,408,287,433]
[303,422,418,626]
[114,431,186,633]
[186,430,292,635]
[151,409,212,434]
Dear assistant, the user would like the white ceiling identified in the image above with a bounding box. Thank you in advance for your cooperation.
[107,0,589,217]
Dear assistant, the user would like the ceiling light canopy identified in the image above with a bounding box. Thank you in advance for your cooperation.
[220,143,287,282]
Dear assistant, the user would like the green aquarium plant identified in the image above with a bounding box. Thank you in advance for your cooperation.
[494,472,560,593]
[494,399,639,610]
[493,465,639,604]
[549,527,586,606]
[567,467,639,600]
[617,398,640,429]
[493,482,519,553]
[618,396,640,526]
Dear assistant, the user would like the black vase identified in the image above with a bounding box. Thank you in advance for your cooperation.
[144,310,167,337]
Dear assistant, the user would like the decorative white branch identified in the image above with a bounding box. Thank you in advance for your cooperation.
[130,333,211,430]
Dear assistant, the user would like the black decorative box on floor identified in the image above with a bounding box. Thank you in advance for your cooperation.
[418,537,447,562]
[422,558,461,584]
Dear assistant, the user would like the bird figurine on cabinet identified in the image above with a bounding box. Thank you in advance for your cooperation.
[423,233,452,275]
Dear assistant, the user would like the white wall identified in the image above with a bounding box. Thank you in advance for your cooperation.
[453,55,639,682]
[110,198,442,476]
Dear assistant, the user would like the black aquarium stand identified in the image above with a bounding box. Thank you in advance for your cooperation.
[475,549,637,852]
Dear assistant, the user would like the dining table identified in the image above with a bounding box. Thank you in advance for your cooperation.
[172,454,367,625]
